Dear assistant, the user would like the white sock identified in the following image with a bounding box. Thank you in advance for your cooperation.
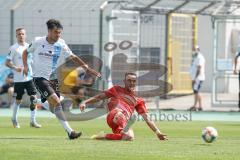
[58,119,73,134]
[12,102,20,121]
[30,110,36,123]
[54,104,73,134]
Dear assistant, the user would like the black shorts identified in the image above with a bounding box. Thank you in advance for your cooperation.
[0,83,14,95]
[33,77,60,103]
[14,80,37,100]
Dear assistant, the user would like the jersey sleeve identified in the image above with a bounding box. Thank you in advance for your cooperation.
[104,86,117,98]
[196,55,205,67]
[135,99,148,115]
[27,40,37,53]
[6,47,14,60]
[62,42,73,59]
[236,52,240,58]
[199,57,205,66]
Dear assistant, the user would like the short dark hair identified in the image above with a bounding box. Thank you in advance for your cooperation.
[46,19,63,30]
[125,72,137,78]
[15,27,25,33]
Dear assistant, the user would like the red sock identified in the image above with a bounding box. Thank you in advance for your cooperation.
[105,133,123,140]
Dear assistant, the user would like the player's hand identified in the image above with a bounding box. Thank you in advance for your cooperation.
[79,102,86,112]
[87,67,101,78]
[234,69,238,75]
[157,133,168,141]
[23,66,28,76]
[14,66,22,72]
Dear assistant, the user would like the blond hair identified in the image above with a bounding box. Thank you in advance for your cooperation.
[15,27,25,33]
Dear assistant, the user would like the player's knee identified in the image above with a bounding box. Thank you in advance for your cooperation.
[8,87,14,94]
[30,95,37,103]
[48,94,61,105]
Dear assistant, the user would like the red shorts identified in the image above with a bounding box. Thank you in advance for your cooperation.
[106,109,127,134]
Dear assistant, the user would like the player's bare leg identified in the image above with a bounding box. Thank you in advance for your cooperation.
[91,129,134,141]
[91,131,106,140]
[197,93,203,111]
[188,81,198,111]
[188,93,198,111]
[7,87,14,106]
[122,114,137,133]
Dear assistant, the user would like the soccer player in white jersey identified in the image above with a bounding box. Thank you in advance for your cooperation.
[5,28,41,128]
[22,19,101,139]
[189,45,205,111]
[234,49,240,111]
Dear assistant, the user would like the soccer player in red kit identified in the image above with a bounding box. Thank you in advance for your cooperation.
[79,72,168,141]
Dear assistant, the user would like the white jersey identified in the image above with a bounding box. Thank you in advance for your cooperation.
[7,42,33,82]
[27,36,73,80]
[189,52,205,81]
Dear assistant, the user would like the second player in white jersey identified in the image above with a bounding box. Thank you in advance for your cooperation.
[7,43,33,82]
[5,28,41,128]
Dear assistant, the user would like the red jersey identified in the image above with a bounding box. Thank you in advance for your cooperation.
[105,86,147,118]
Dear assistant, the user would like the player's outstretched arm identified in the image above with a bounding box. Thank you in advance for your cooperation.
[69,54,101,78]
[141,113,168,141]
[22,49,29,76]
[79,93,107,112]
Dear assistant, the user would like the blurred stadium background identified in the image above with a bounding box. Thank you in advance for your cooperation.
[0,0,240,111]
[0,1,240,160]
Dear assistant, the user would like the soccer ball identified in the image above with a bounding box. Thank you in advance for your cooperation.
[202,126,218,143]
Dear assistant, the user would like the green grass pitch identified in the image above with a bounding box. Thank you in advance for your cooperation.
[0,117,239,160]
